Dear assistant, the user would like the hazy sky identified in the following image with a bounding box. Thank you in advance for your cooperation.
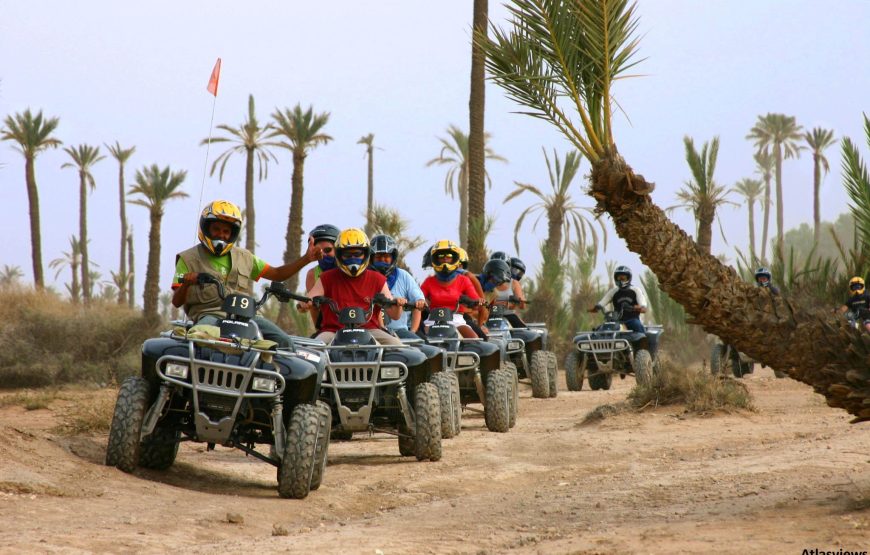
[2,1,869,299]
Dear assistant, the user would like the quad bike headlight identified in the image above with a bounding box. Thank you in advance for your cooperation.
[507,340,523,351]
[614,340,628,349]
[252,377,277,393]
[381,367,401,380]
[457,355,476,366]
[165,362,189,379]
[579,343,591,351]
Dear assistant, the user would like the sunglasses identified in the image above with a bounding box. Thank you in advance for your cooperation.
[433,253,456,262]
[343,249,366,258]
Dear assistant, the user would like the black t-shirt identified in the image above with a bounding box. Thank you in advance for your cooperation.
[845,292,870,319]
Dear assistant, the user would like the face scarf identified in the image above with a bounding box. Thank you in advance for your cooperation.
[342,257,366,275]
[436,269,459,282]
[480,274,498,293]
[318,255,336,271]
[373,261,399,289]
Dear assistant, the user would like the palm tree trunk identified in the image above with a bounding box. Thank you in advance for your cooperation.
[143,211,162,321]
[466,0,488,272]
[79,171,91,304]
[127,229,135,309]
[775,146,784,261]
[546,207,563,259]
[696,206,714,256]
[458,179,469,246]
[748,200,756,261]
[278,150,306,331]
[245,146,256,252]
[591,157,870,421]
[760,175,771,262]
[71,255,80,304]
[118,162,128,305]
[24,155,44,290]
[365,144,374,236]
[813,153,821,245]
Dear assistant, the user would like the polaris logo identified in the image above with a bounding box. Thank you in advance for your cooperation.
[222,320,249,327]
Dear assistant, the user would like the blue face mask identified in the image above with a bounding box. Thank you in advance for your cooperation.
[480,274,497,292]
[318,256,336,271]
[512,272,523,282]
[342,257,365,267]
[372,261,393,275]
[436,269,459,282]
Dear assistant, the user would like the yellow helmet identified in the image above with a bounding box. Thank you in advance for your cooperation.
[198,200,242,256]
[335,228,371,277]
[849,276,865,296]
[430,239,462,274]
[456,247,469,270]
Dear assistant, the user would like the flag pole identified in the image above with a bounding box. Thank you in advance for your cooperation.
[196,58,221,239]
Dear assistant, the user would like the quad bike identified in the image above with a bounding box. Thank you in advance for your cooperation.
[308,294,444,461]
[485,296,557,399]
[105,276,330,499]
[564,298,663,391]
[422,296,515,433]
[709,340,786,379]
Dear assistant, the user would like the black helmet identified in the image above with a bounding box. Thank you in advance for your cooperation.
[482,258,512,285]
[490,251,509,262]
[422,243,435,269]
[509,257,526,281]
[614,265,632,288]
[309,223,340,244]
[370,234,399,276]
[754,267,772,287]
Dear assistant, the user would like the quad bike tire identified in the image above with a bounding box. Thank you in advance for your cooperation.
[709,343,725,375]
[529,351,551,398]
[484,370,511,433]
[330,429,354,441]
[413,382,442,461]
[546,351,558,397]
[773,369,787,379]
[503,362,519,428]
[564,351,585,391]
[105,377,151,473]
[431,372,459,439]
[310,401,332,491]
[634,349,653,386]
[449,372,462,436]
[587,367,613,390]
[138,427,180,471]
[398,422,415,456]
[278,403,321,499]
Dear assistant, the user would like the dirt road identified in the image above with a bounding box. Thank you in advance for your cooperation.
[1,368,868,554]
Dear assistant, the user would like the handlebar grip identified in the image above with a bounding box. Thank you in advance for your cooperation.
[287,292,311,303]
[196,273,219,285]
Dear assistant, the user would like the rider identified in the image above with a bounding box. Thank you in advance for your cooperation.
[303,223,341,328]
[505,256,529,327]
[838,276,870,332]
[479,258,514,303]
[369,234,426,340]
[300,228,404,345]
[421,240,487,339]
[591,265,648,334]
[754,267,780,295]
[171,200,319,348]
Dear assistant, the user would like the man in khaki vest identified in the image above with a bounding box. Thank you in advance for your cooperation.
[171,200,320,348]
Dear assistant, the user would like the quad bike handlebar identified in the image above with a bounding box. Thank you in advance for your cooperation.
[195,273,305,310]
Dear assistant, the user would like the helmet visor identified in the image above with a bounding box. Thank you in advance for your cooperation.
[851,282,864,291]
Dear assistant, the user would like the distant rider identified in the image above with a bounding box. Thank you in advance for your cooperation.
[590,265,648,334]
[369,234,426,340]
[754,267,780,295]
[303,223,341,328]
[838,276,870,332]
[421,240,486,339]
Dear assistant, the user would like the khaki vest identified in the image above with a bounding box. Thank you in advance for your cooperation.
[178,244,256,322]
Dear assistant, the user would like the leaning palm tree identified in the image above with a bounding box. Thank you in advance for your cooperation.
[482,0,870,420]
[1,109,62,290]
[358,133,376,235]
[426,125,506,246]
[504,148,602,259]
[671,136,733,256]
[62,144,105,304]
[467,0,491,272]
[105,141,136,305]
[747,113,804,260]
[49,235,82,303]
[804,127,837,244]
[753,149,775,262]
[203,95,281,253]
[732,178,764,261]
[270,104,332,296]
[128,165,188,321]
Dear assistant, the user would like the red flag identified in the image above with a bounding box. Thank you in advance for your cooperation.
[206,58,221,96]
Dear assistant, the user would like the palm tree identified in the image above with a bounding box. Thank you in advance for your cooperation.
[270,104,332,299]
[732,178,764,261]
[128,165,188,320]
[62,144,105,304]
[127,227,135,309]
[358,133,376,235]
[747,113,804,260]
[842,115,870,252]
[753,149,775,262]
[203,95,281,253]
[804,127,837,244]
[105,141,136,305]
[49,236,82,303]
[467,0,490,272]
[671,136,732,256]
[481,0,870,419]
[368,203,427,270]
[1,109,62,289]
[0,265,24,290]
[504,148,602,259]
[426,125,506,247]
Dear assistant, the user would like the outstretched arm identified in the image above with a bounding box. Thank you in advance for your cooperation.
[261,242,322,283]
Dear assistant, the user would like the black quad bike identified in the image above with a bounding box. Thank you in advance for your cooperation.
[105,276,330,499]
[308,294,444,461]
[564,298,663,391]
[423,296,515,433]
[485,297,557,399]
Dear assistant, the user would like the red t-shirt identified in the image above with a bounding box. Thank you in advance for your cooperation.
[318,268,386,332]
[421,274,479,313]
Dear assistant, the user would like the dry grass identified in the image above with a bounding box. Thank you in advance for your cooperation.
[0,389,63,410]
[53,389,118,435]
[0,290,158,388]
[580,402,630,425]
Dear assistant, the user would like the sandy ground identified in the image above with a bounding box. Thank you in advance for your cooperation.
[0,367,868,555]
